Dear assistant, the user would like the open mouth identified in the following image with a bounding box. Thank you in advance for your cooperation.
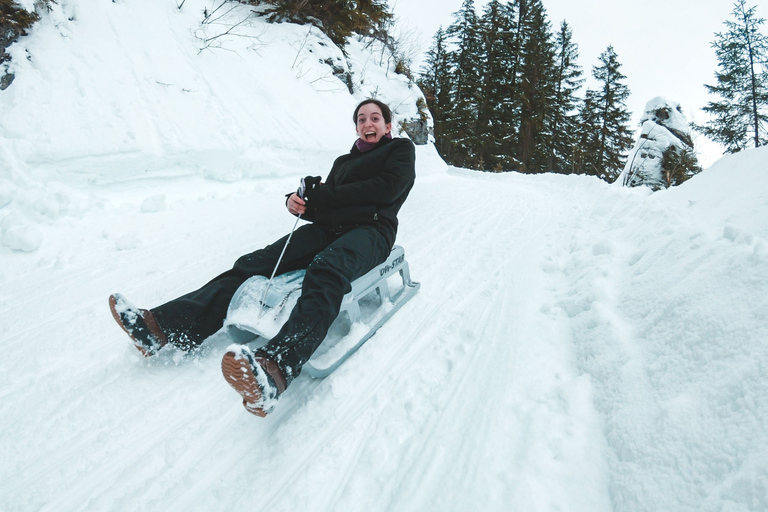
[364,132,377,141]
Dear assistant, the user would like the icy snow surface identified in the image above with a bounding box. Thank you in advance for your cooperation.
[1,1,768,511]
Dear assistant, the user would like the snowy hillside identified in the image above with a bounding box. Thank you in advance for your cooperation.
[0,0,426,251]
[2,1,768,511]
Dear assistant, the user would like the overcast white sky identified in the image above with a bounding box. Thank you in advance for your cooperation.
[391,0,742,166]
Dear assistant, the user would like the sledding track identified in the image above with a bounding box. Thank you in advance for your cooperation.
[6,148,768,512]
[0,162,612,512]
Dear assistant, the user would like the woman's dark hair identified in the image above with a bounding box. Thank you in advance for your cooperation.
[353,98,392,124]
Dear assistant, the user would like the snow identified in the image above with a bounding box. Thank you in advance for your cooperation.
[617,96,694,190]
[226,271,304,341]
[641,96,692,142]
[1,1,768,511]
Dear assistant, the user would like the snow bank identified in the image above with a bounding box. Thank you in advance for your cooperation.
[0,0,429,252]
[546,160,768,510]
[664,145,768,240]
[1,0,425,175]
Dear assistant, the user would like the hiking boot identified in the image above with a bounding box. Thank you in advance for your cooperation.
[109,293,168,357]
[221,345,287,417]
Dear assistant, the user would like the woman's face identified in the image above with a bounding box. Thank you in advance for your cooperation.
[356,103,391,144]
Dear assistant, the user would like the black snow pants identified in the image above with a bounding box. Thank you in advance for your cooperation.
[152,224,390,383]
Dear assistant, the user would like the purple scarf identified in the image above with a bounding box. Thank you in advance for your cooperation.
[355,132,393,152]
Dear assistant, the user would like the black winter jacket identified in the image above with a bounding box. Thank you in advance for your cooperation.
[300,137,415,248]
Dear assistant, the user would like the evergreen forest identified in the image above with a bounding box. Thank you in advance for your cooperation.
[417,0,768,182]
[3,0,767,181]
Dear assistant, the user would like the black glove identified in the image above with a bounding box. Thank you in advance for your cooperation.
[299,176,322,202]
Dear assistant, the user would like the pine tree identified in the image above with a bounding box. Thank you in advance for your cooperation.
[476,0,517,170]
[545,20,584,173]
[661,145,703,187]
[444,0,483,168]
[573,89,602,175]
[508,0,527,130]
[515,0,556,173]
[577,46,633,181]
[418,27,452,156]
[698,0,768,152]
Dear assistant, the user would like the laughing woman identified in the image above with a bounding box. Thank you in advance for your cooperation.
[109,98,416,417]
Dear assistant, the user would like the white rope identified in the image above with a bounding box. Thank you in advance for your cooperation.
[258,213,302,319]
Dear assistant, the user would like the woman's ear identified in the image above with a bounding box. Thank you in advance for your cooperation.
[386,123,392,134]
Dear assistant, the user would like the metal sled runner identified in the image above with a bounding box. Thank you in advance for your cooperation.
[224,245,420,378]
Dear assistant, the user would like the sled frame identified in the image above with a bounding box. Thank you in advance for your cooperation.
[225,245,420,378]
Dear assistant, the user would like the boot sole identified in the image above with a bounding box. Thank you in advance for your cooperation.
[108,294,154,357]
[221,351,268,417]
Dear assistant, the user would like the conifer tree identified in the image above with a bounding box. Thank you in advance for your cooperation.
[418,27,452,156]
[508,0,527,134]
[573,89,603,175]
[698,0,768,152]
[545,20,584,173]
[444,0,483,168]
[577,46,633,181]
[476,0,517,170]
[515,0,556,173]
[661,145,702,187]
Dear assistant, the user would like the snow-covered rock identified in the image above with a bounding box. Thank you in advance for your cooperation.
[617,97,695,190]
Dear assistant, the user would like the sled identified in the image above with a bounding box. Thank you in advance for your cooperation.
[224,245,420,378]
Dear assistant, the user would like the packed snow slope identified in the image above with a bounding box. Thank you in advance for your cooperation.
[2,1,768,511]
[2,145,767,512]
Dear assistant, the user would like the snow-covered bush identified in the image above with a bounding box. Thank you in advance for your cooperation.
[0,0,54,89]
[243,0,392,47]
[399,97,430,144]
